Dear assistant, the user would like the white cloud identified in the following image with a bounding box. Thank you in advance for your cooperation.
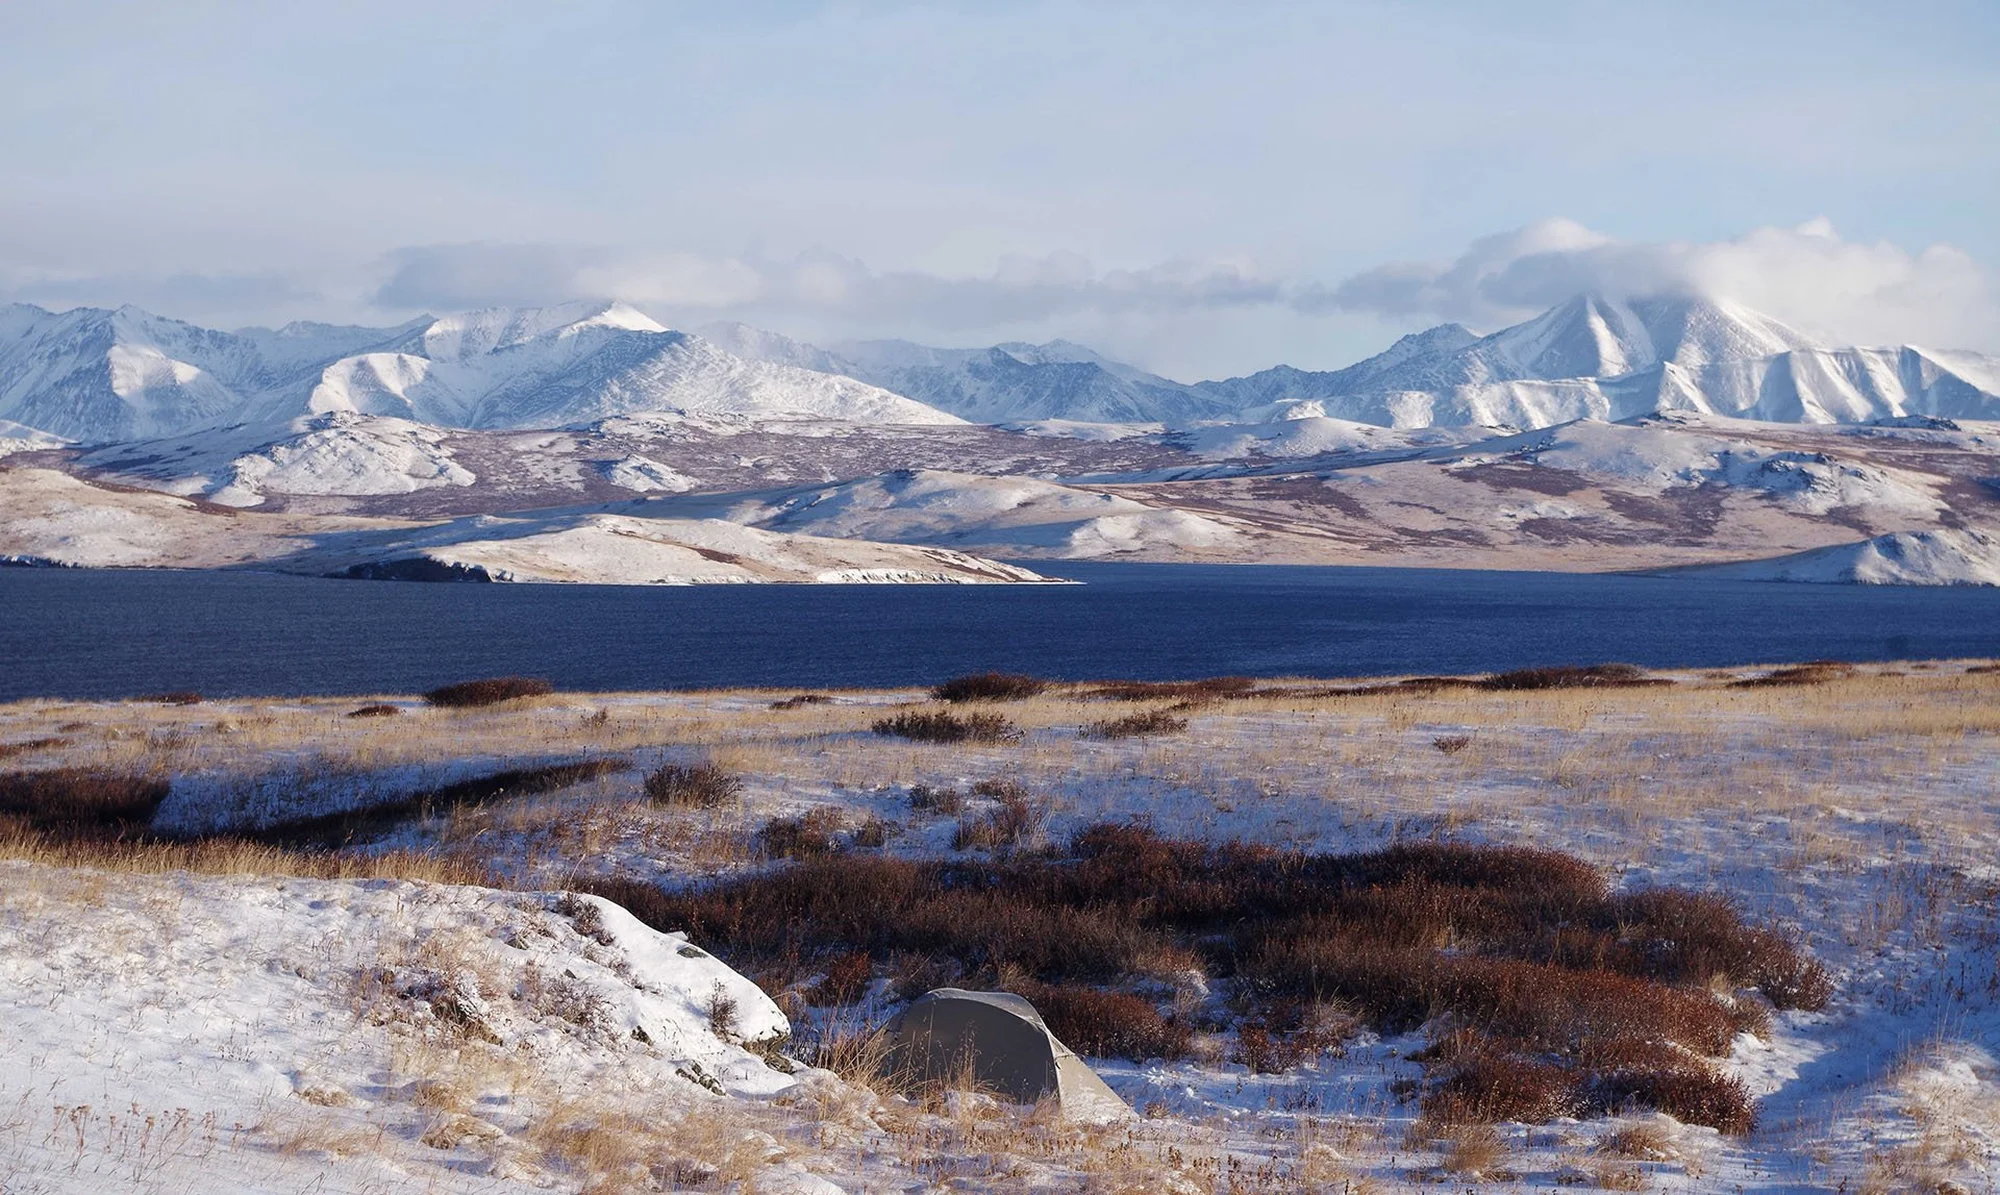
[371,244,1286,331]
[1321,218,2000,350]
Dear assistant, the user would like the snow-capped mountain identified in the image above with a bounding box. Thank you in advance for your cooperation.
[1197,293,2000,428]
[0,301,960,444]
[703,322,1240,424]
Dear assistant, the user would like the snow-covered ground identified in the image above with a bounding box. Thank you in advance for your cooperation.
[1687,528,2000,586]
[0,466,1050,584]
[3,664,1996,1191]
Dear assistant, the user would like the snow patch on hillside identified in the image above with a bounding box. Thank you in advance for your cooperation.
[597,453,697,493]
[738,469,1245,558]
[210,413,475,506]
[0,862,801,1192]
[319,510,1050,585]
[1692,528,2000,586]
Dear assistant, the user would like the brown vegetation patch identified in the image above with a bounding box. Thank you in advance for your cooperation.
[0,737,70,761]
[1082,708,1190,740]
[0,769,171,841]
[871,711,1022,744]
[643,760,744,808]
[254,759,623,849]
[585,825,1821,1132]
[346,704,400,718]
[1476,664,1668,691]
[931,673,1050,703]
[422,676,555,707]
[1730,661,1856,688]
[769,693,832,710]
[1087,677,1256,702]
[137,691,204,706]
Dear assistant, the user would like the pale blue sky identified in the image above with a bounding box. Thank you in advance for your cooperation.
[2,0,1995,376]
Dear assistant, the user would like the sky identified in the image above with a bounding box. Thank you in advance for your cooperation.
[2,0,1996,379]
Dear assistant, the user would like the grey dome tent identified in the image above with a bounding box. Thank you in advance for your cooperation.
[884,988,1130,1121]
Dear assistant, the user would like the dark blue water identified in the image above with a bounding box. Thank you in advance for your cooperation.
[3,563,1997,700]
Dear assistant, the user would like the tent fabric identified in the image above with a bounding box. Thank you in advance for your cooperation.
[885,988,1130,1121]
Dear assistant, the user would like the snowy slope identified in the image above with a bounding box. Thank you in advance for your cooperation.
[312,509,1052,584]
[1196,294,2000,429]
[0,863,810,1193]
[1689,528,2000,585]
[0,302,960,445]
[726,468,1246,558]
[0,465,1048,583]
[705,322,1239,425]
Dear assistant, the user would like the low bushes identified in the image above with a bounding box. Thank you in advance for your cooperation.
[1476,664,1666,691]
[422,676,554,708]
[1088,677,1255,702]
[951,791,1047,852]
[643,760,743,808]
[1083,708,1189,740]
[346,703,400,718]
[769,694,832,710]
[0,769,171,841]
[595,824,1823,1132]
[907,784,965,815]
[757,809,848,859]
[138,691,204,706]
[1022,984,1193,1061]
[0,737,69,761]
[1730,661,1855,689]
[872,711,1022,744]
[255,759,623,849]
[931,673,1049,703]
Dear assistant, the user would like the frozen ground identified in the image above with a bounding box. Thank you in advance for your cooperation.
[2,664,1997,1191]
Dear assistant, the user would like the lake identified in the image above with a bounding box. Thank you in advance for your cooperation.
[3,563,1998,700]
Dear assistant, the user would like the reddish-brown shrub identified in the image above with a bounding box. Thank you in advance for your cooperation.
[1088,677,1255,702]
[1027,985,1191,1061]
[907,784,965,815]
[814,950,875,1004]
[1729,661,1854,689]
[0,769,171,841]
[932,673,1050,702]
[1424,1054,1584,1124]
[1587,1067,1755,1134]
[254,759,621,848]
[872,711,1021,744]
[769,693,832,710]
[1083,709,1189,740]
[1476,664,1665,691]
[422,676,553,707]
[951,793,1046,852]
[137,691,204,706]
[581,821,1828,1130]
[758,808,848,859]
[643,760,742,808]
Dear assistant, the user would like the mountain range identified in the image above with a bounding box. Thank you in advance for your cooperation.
[4,292,1997,448]
[4,289,1999,585]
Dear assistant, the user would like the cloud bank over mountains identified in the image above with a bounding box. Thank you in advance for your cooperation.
[1322,218,1997,352]
[4,220,1994,378]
